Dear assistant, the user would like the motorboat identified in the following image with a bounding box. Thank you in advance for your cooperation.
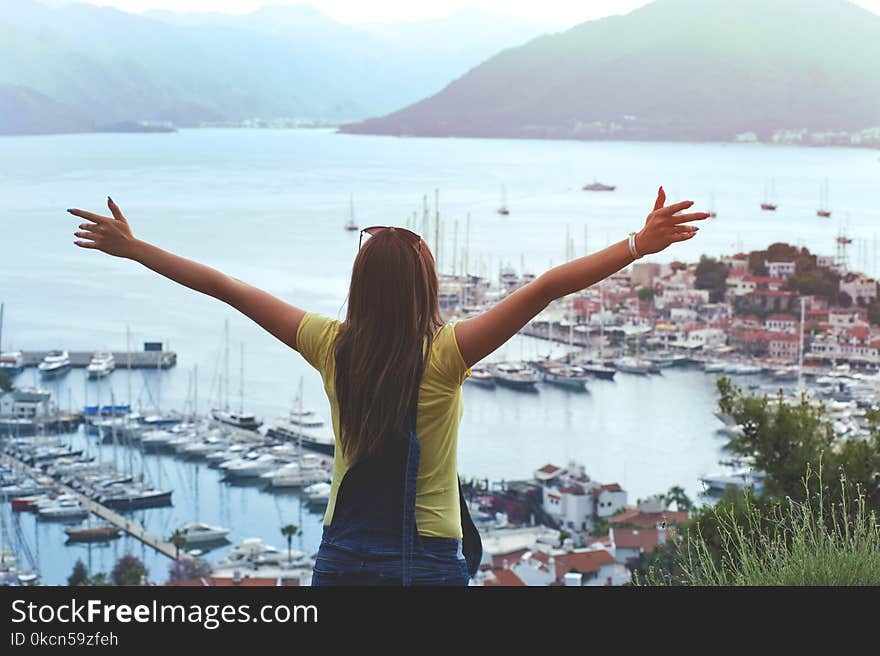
[0,351,25,375]
[491,362,539,391]
[266,409,336,456]
[216,538,293,569]
[97,486,173,510]
[304,481,332,508]
[582,180,616,191]
[64,524,122,543]
[466,364,496,388]
[262,455,330,488]
[221,453,278,480]
[541,365,590,391]
[38,500,89,521]
[211,409,262,431]
[174,522,232,545]
[86,352,115,379]
[614,357,652,375]
[37,350,71,378]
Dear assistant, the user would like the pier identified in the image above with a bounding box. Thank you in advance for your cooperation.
[1,453,181,561]
[21,350,177,369]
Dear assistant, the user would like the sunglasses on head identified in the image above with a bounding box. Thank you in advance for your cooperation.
[358,226,423,252]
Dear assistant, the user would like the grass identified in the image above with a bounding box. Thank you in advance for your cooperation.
[640,473,880,586]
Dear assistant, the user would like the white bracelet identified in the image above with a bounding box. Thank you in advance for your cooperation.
[628,232,642,259]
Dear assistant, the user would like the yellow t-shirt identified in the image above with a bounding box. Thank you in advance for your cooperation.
[295,312,471,538]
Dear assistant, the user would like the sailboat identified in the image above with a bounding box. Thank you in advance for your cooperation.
[817,179,831,218]
[497,185,510,215]
[761,180,778,211]
[211,331,262,431]
[344,194,359,231]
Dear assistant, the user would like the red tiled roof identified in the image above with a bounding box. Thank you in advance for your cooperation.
[612,528,663,553]
[484,569,527,587]
[537,464,561,474]
[845,326,871,341]
[492,548,530,570]
[554,551,615,578]
[743,275,785,285]
[609,508,689,528]
[205,577,279,586]
[559,485,586,496]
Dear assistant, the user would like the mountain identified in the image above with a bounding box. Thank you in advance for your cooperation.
[0,2,559,135]
[0,85,92,135]
[341,0,880,141]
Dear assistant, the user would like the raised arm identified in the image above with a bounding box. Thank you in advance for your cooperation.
[454,187,709,367]
[68,198,306,351]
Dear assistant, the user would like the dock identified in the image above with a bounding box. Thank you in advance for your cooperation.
[1,453,181,560]
[21,351,177,369]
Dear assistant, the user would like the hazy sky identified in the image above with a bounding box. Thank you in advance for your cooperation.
[39,0,880,25]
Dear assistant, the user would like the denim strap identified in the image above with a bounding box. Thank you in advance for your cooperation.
[401,428,420,586]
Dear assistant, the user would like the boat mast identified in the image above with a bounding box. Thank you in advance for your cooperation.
[126,325,132,412]
[798,296,806,393]
[193,363,198,419]
[465,212,471,276]
[239,342,244,414]
[224,318,230,412]
[0,302,4,357]
[298,376,304,461]
[434,188,440,273]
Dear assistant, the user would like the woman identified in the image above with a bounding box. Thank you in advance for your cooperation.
[67,188,706,586]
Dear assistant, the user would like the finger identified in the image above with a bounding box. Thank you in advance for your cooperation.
[67,208,110,225]
[74,231,99,239]
[671,225,699,235]
[653,186,666,212]
[107,196,127,222]
[657,200,694,216]
[74,240,99,249]
[669,212,711,225]
[671,231,697,242]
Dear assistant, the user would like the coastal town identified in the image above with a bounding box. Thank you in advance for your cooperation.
[2,236,879,586]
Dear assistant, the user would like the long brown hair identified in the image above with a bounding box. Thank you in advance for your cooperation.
[333,228,443,464]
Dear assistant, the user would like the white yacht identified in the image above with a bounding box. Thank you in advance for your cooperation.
[174,522,232,545]
[304,481,332,508]
[38,499,89,520]
[0,351,25,375]
[221,453,278,480]
[491,362,540,391]
[216,538,293,569]
[86,352,115,379]
[211,409,262,431]
[267,408,335,455]
[262,454,330,488]
[38,350,71,378]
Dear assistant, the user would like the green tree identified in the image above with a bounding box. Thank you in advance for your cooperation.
[837,291,852,308]
[168,557,212,583]
[68,559,89,586]
[663,486,693,512]
[637,286,656,302]
[0,370,13,392]
[111,555,147,586]
[694,256,729,303]
[281,524,299,563]
[89,572,109,586]
[869,298,880,326]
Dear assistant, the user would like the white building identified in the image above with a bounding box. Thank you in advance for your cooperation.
[765,261,796,279]
[840,275,877,305]
[0,389,53,418]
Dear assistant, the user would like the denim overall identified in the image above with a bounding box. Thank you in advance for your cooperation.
[311,393,478,586]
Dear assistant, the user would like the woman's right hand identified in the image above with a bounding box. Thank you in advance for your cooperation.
[635,187,709,256]
[68,197,140,259]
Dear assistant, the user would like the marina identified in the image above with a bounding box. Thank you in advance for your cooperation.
[20,350,176,370]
